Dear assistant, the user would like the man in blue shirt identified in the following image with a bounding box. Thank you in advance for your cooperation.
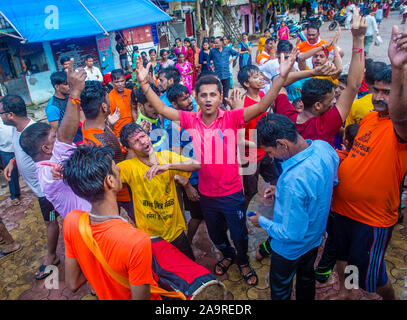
[209,36,239,105]
[249,113,339,300]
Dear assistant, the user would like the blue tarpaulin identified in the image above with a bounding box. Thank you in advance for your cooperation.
[0,0,172,43]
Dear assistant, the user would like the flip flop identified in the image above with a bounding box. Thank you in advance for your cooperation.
[0,246,23,260]
[35,259,61,280]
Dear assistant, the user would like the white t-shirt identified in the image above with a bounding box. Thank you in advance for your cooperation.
[12,119,44,197]
[0,118,14,153]
[84,66,103,82]
[260,59,299,93]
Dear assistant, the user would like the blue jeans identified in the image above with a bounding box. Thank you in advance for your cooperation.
[0,151,20,200]
[199,190,248,266]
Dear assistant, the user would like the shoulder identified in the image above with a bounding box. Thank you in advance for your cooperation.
[63,210,84,232]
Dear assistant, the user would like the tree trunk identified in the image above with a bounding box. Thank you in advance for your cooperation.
[196,0,203,44]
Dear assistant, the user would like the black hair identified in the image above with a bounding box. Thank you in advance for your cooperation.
[242,32,248,36]
[131,83,160,105]
[195,74,223,95]
[301,78,335,110]
[160,49,168,57]
[120,122,146,149]
[374,65,392,84]
[256,113,299,147]
[196,70,216,81]
[344,123,359,149]
[62,145,116,203]
[184,38,191,43]
[59,56,70,66]
[149,48,156,55]
[238,65,260,90]
[338,74,348,85]
[141,51,147,57]
[50,71,67,88]
[19,122,52,161]
[84,54,93,61]
[1,94,27,117]
[210,36,215,42]
[215,36,224,42]
[306,23,320,33]
[159,66,181,84]
[167,83,190,104]
[80,80,107,120]
[365,61,387,85]
[110,68,125,81]
[264,28,271,34]
[265,37,277,45]
[223,35,232,41]
[276,40,293,54]
[175,37,181,42]
[133,45,139,52]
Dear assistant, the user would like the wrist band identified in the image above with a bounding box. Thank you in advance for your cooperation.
[69,96,82,110]
[352,48,364,62]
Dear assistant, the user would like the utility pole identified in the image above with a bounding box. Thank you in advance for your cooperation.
[196,0,203,44]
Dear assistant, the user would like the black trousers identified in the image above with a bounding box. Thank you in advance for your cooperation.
[221,78,230,106]
[269,247,318,300]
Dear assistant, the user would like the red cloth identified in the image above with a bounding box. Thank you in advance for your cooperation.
[274,94,343,147]
[359,78,369,93]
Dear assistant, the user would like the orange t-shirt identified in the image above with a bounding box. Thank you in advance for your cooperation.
[63,210,160,300]
[109,88,133,138]
[332,112,407,227]
[336,149,349,164]
[296,39,332,53]
[256,51,274,65]
[81,122,130,202]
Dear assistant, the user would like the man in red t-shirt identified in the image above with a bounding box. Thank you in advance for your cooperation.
[236,65,281,207]
[273,18,367,146]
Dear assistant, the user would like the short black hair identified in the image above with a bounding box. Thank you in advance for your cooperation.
[238,65,260,90]
[338,74,348,85]
[50,71,67,88]
[215,36,224,42]
[159,66,181,84]
[19,122,52,161]
[195,74,222,95]
[306,23,320,33]
[160,49,168,57]
[60,56,70,66]
[184,38,191,43]
[265,37,277,45]
[111,68,125,81]
[120,122,146,149]
[365,61,387,85]
[63,145,116,203]
[84,54,93,61]
[175,37,181,42]
[1,95,27,117]
[149,48,156,55]
[131,83,160,105]
[276,40,293,54]
[80,81,107,120]
[256,113,299,147]
[374,66,392,84]
[344,124,359,149]
[167,83,190,104]
[301,78,335,110]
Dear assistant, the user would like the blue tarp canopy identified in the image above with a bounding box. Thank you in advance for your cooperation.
[0,0,172,43]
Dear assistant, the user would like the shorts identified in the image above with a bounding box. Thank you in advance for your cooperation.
[332,212,394,292]
[38,197,59,222]
[120,58,130,70]
[182,184,203,220]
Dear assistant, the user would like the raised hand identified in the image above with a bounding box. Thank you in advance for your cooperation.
[67,58,86,97]
[225,89,245,110]
[314,61,338,76]
[143,163,170,181]
[279,47,298,78]
[107,107,121,126]
[135,56,151,85]
[350,8,367,38]
[139,119,152,133]
[388,25,407,69]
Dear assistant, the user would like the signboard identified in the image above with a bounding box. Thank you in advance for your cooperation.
[151,23,159,45]
[96,37,111,52]
[122,25,153,45]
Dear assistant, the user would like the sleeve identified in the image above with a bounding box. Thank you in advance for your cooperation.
[117,161,130,185]
[52,139,77,163]
[199,51,204,64]
[274,94,299,122]
[128,233,154,286]
[165,150,192,179]
[178,110,195,130]
[45,104,61,122]
[259,186,310,242]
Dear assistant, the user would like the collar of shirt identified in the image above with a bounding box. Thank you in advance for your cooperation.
[194,108,225,126]
[137,112,158,125]
[281,139,313,172]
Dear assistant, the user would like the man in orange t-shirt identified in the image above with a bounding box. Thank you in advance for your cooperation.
[80,80,134,222]
[108,69,134,138]
[328,46,407,301]
[256,37,276,66]
[63,145,159,300]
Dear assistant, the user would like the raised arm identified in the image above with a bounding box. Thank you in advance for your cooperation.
[144,158,201,181]
[335,9,367,122]
[57,58,87,144]
[331,29,343,78]
[242,48,298,122]
[282,62,338,87]
[388,25,407,141]
[298,46,324,70]
[135,56,180,122]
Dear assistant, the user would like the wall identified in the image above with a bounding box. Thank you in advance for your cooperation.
[95,34,116,74]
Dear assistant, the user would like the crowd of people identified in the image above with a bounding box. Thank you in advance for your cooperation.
[0,7,406,301]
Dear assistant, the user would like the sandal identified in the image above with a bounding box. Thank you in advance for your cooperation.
[214,257,234,276]
[35,259,61,280]
[0,245,23,260]
[238,263,258,286]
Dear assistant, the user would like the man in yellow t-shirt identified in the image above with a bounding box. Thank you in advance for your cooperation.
[118,122,201,261]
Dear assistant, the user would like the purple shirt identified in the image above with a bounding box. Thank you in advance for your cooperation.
[35,139,91,218]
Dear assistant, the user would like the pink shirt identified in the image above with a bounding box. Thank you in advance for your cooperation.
[35,139,91,218]
[179,108,245,197]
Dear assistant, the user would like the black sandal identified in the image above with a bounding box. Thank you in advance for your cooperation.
[238,263,258,286]
[214,257,234,276]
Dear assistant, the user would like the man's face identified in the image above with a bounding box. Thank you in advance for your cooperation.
[312,51,327,67]
[316,89,336,114]
[62,61,70,71]
[162,51,168,60]
[265,40,276,53]
[277,51,291,64]
[372,81,391,115]
[158,73,172,93]
[86,58,94,68]
[42,126,58,157]
[112,75,125,93]
[139,102,158,119]
[215,38,223,49]
[261,142,291,162]
[127,130,153,157]
[0,102,13,126]
[245,70,265,90]
[56,82,70,96]
[335,81,347,100]
[306,28,319,44]
[174,92,193,111]
[196,84,222,117]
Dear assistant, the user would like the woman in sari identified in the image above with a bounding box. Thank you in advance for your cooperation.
[174,37,186,57]
[237,33,253,70]
[184,38,197,89]
[175,53,193,95]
